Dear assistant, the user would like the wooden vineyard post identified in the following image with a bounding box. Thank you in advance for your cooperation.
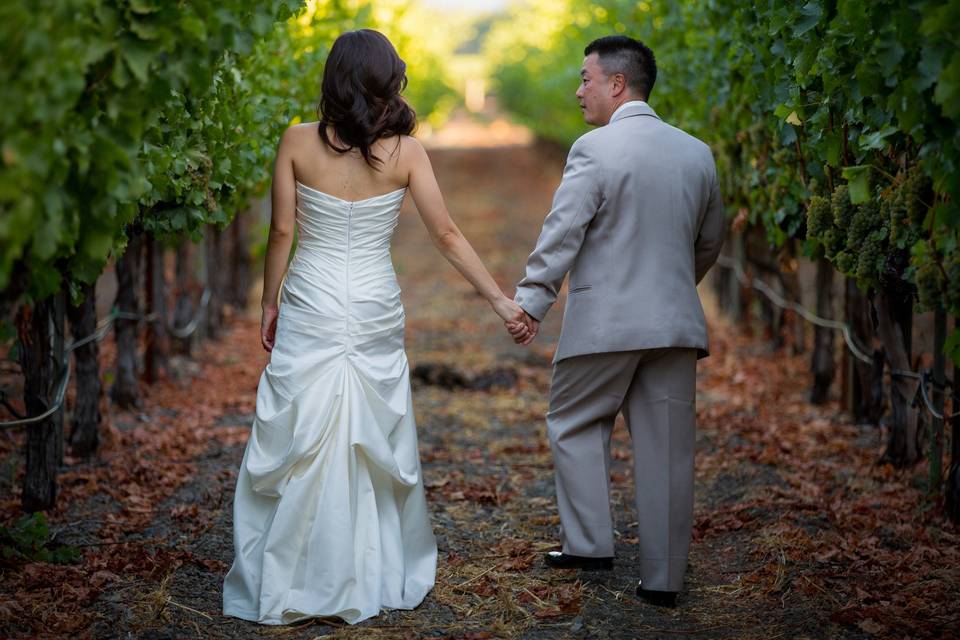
[66,282,102,457]
[204,225,225,340]
[810,257,835,404]
[948,350,960,522]
[144,234,169,384]
[112,225,143,408]
[52,291,65,465]
[16,299,59,511]
[877,292,919,467]
[929,307,946,496]
[172,237,197,355]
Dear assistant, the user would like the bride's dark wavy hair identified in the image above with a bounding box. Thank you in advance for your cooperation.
[317,29,416,170]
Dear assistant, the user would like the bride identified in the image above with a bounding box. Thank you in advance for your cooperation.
[222,29,531,625]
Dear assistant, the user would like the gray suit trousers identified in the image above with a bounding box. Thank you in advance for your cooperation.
[547,347,697,592]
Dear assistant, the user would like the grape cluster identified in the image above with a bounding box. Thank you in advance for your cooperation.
[856,232,884,288]
[916,258,945,310]
[887,190,911,246]
[902,167,927,226]
[889,167,926,248]
[771,147,792,166]
[834,250,856,274]
[946,251,960,310]
[916,246,960,312]
[831,185,854,228]
[846,201,881,253]
[824,228,844,256]
[806,195,831,238]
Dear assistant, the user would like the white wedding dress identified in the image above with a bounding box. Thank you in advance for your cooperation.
[222,181,437,625]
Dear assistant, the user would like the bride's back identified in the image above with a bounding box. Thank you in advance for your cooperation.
[279,123,412,320]
[287,124,410,202]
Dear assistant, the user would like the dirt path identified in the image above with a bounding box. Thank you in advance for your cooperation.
[4,117,957,640]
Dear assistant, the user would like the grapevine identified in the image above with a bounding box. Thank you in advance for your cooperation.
[487,1,960,362]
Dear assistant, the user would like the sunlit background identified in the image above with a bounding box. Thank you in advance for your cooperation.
[422,0,507,10]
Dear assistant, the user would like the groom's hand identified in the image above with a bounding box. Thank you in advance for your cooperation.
[506,312,539,346]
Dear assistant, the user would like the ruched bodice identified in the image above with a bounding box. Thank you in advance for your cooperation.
[282,181,407,324]
[293,180,405,251]
[223,179,436,625]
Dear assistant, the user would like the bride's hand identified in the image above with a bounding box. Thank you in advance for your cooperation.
[261,305,279,352]
[492,296,525,325]
[493,296,538,344]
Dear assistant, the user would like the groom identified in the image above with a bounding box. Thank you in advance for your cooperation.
[508,35,726,608]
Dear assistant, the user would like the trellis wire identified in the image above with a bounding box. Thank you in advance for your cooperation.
[714,254,958,421]
[6,254,956,426]
[0,288,211,429]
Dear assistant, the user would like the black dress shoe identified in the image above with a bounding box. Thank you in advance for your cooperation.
[636,584,678,608]
[544,551,613,571]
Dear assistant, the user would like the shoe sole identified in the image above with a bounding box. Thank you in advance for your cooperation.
[635,590,678,607]
[545,559,614,571]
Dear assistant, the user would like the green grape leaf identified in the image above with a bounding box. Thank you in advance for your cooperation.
[129,17,160,41]
[933,55,960,119]
[859,125,899,150]
[180,15,207,41]
[793,1,823,36]
[128,0,160,15]
[80,228,114,260]
[876,37,905,70]
[823,132,842,167]
[933,202,960,231]
[917,44,946,92]
[120,39,153,83]
[774,103,793,120]
[842,166,872,204]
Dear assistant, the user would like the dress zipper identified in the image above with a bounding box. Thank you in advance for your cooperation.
[345,202,353,340]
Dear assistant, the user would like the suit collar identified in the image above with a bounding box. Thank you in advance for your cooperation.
[609,101,660,124]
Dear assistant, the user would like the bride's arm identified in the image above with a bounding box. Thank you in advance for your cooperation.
[259,127,298,350]
[404,138,530,333]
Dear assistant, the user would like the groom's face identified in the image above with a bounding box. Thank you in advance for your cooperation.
[577,53,615,126]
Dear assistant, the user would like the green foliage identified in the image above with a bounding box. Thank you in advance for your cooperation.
[0,513,80,565]
[0,0,302,303]
[489,0,960,360]
[283,0,456,130]
[1,0,455,312]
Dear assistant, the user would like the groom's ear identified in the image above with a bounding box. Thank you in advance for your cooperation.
[610,72,628,97]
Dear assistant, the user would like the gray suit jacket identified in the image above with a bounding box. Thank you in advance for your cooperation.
[515,103,726,363]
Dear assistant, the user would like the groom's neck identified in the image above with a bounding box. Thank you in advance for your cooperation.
[602,95,647,125]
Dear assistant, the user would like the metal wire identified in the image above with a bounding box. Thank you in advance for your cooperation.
[918,369,958,421]
[1,289,211,429]
[715,255,874,364]
[169,288,211,339]
[713,256,957,422]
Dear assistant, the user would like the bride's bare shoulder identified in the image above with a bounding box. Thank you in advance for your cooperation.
[398,134,423,150]
[397,135,428,164]
[290,120,321,133]
[278,121,321,146]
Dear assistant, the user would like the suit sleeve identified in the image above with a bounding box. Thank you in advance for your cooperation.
[514,138,604,321]
[694,167,726,285]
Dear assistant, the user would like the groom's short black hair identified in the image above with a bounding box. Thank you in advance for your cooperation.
[584,35,657,99]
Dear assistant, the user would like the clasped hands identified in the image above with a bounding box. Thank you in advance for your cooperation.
[261,297,539,352]
[493,297,539,346]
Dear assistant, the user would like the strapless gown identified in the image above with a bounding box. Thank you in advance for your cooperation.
[222,181,437,625]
